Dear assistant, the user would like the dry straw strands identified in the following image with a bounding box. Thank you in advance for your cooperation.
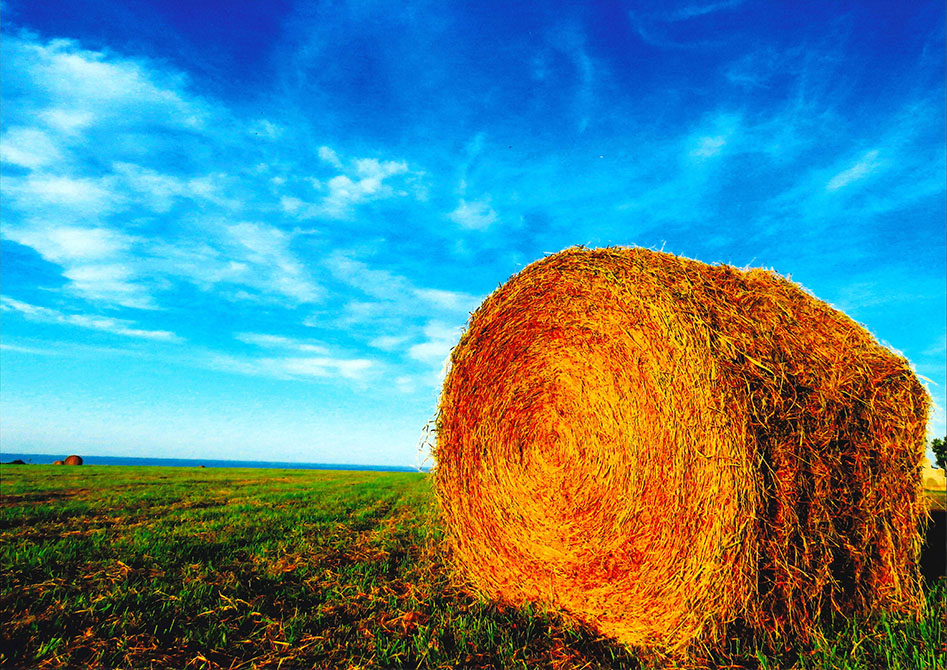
[434,246,929,653]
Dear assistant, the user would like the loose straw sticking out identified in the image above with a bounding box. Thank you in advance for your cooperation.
[434,247,929,653]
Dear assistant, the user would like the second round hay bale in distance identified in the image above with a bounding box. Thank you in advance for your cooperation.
[434,246,928,652]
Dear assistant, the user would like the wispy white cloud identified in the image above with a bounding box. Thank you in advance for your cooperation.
[1,127,62,168]
[0,297,180,341]
[318,158,411,218]
[545,24,596,132]
[671,0,747,20]
[234,332,329,354]
[62,263,154,309]
[406,320,465,388]
[628,6,733,49]
[318,145,343,169]
[0,343,60,356]
[281,356,373,379]
[615,115,742,224]
[281,153,415,220]
[185,221,322,304]
[394,375,417,395]
[757,105,942,238]
[6,217,320,309]
[449,198,498,230]
[4,223,152,307]
[691,135,727,158]
[325,251,411,301]
[320,300,402,332]
[686,111,743,161]
[209,352,374,381]
[326,251,481,315]
[2,34,328,311]
[201,225,314,299]
[39,108,95,134]
[412,288,478,313]
[369,334,411,351]
[826,150,882,190]
[318,249,479,386]
[5,225,132,263]
[4,32,445,322]
[249,119,283,140]
[13,35,207,129]
[458,133,486,190]
[724,46,792,88]
[5,174,118,214]
[111,162,201,213]
[407,321,463,365]
[280,196,306,215]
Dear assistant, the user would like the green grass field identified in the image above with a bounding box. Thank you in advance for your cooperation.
[1,465,944,669]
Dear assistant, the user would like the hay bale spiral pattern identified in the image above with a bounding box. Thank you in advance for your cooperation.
[434,247,928,651]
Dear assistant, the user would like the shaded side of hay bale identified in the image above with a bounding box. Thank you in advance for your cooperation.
[64,455,83,466]
[434,246,928,652]
[697,263,927,638]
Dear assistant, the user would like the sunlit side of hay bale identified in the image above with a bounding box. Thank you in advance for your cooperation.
[434,246,929,653]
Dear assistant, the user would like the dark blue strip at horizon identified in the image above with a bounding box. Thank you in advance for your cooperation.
[0,452,429,472]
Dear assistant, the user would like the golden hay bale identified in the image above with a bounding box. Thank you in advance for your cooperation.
[52,460,65,465]
[434,246,929,652]
[63,455,83,466]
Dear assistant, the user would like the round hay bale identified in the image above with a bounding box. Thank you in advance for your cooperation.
[52,460,65,465]
[63,455,83,466]
[434,247,929,652]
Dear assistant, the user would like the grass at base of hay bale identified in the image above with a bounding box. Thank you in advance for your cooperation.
[0,465,944,669]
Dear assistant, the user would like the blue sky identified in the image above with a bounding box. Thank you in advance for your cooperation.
[1,0,944,466]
